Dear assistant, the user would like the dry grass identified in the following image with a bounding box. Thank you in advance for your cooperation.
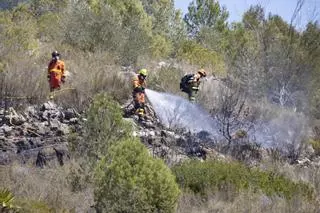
[268,162,320,200]
[177,190,319,213]
[174,159,320,213]
[0,43,133,111]
[0,161,94,212]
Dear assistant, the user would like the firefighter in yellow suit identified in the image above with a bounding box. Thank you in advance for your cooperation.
[132,69,147,119]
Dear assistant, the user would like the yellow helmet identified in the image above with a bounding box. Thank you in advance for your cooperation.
[138,69,148,76]
[197,69,207,77]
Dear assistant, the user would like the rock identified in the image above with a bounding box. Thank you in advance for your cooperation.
[0,138,17,152]
[56,123,70,136]
[297,157,311,166]
[54,143,69,166]
[1,124,13,136]
[37,123,48,135]
[41,101,57,111]
[1,107,26,125]
[28,138,45,148]
[49,119,61,130]
[132,131,138,137]
[35,143,69,167]
[161,130,175,137]
[25,106,38,119]
[141,120,156,129]
[0,102,79,166]
[139,131,147,137]
[35,147,56,167]
[10,115,26,126]
[149,131,156,137]
[69,118,79,124]
[64,108,76,120]
[42,110,62,121]
[0,151,13,165]
[16,139,32,154]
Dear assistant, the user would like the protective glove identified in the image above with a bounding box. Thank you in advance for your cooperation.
[61,76,66,83]
[47,75,51,82]
[192,86,199,91]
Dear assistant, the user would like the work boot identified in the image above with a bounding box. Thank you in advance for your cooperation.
[136,108,145,122]
[189,96,196,102]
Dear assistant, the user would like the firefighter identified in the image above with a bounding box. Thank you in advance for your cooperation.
[180,69,207,102]
[132,68,147,119]
[48,51,65,93]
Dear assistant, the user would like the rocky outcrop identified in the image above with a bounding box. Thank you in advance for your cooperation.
[123,101,233,165]
[123,101,320,168]
[0,101,81,167]
[1,100,319,169]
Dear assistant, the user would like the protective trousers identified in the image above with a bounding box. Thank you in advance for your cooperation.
[188,86,199,102]
[49,69,63,92]
[133,92,145,117]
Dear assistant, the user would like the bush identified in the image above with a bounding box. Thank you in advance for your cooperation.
[148,65,183,94]
[176,40,226,76]
[94,138,181,213]
[172,160,314,200]
[74,93,132,160]
[150,35,173,59]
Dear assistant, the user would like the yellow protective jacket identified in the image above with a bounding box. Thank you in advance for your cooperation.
[48,59,65,78]
[132,74,146,92]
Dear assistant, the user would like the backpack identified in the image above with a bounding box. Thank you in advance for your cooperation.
[180,74,194,93]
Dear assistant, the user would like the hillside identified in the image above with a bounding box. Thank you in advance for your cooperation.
[0,0,320,212]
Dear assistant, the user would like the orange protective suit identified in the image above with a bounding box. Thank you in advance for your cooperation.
[132,74,146,117]
[48,59,65,92]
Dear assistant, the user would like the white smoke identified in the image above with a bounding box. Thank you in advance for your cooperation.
[145,89,221,138]
[146,89,310,151]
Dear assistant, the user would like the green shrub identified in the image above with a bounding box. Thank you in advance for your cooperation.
[176,40,226,76]
[72,93,132,160]
[172,160,314,200]
[150,34,173,59]
[148,66,183,94]
[0,4,39,54]
[94,138,181,213]
[85,93,131,154]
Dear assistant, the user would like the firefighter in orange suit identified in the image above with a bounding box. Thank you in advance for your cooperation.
[48,51,65,92]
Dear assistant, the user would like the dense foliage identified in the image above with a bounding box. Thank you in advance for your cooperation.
[94,139,180,213]
[173,160,314,200]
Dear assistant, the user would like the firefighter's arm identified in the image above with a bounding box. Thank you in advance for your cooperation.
[133,84,145,93]
[187,76,195,84]
[132,79,144,93]
[134,87,144,93]
[61,61,65,76]
[132,77,139,89]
